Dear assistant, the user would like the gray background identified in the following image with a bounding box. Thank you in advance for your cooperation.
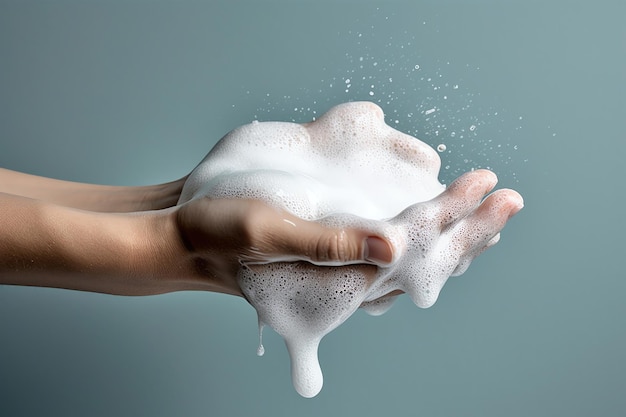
[1,0,625,416]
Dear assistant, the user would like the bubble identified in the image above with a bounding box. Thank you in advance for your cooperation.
[437,144,447,152]
[414,64,420,70]
[469,125,476,131]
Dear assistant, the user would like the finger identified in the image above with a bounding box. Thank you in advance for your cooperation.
[448,188,523,255]
[450,232,500,277]
[430,169,498,228]
[301,224,394,266]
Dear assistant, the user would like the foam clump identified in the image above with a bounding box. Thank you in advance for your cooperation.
[178,102,512,397]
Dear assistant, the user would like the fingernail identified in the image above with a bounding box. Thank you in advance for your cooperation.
[364,236,393,266]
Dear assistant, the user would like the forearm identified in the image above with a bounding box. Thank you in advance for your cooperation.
[0,168,186,212]
[0,192,210,296]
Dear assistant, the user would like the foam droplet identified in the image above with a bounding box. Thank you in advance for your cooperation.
[257,319,266,357]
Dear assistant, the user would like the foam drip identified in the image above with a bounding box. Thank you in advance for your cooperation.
[178,102,509,397]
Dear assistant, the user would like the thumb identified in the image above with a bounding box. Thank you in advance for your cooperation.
[257,208,394,266]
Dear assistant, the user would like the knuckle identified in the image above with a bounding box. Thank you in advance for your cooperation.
[316,229,354,263]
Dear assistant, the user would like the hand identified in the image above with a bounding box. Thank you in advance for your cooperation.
[360,169,523,310]
[173,198,395,296]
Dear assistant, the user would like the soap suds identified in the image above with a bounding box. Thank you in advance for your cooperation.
[178,101,508,397]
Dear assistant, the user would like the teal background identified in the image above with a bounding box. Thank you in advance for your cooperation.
[1,1,625,416]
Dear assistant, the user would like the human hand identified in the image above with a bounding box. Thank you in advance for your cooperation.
[359,168,523,311]
[174,197,395,297]
[176,101,523,306]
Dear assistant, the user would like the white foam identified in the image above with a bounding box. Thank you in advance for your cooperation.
[178,102,487,397]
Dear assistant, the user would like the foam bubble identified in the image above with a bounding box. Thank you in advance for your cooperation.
[179,102,496,397]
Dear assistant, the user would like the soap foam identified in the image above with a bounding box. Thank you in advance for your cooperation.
[178,102,487,397]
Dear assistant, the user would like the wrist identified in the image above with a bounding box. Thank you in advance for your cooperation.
[167,203,245,297]
[137,177,188,211]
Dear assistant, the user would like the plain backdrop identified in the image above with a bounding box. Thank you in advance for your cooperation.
[1,1,625,416]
